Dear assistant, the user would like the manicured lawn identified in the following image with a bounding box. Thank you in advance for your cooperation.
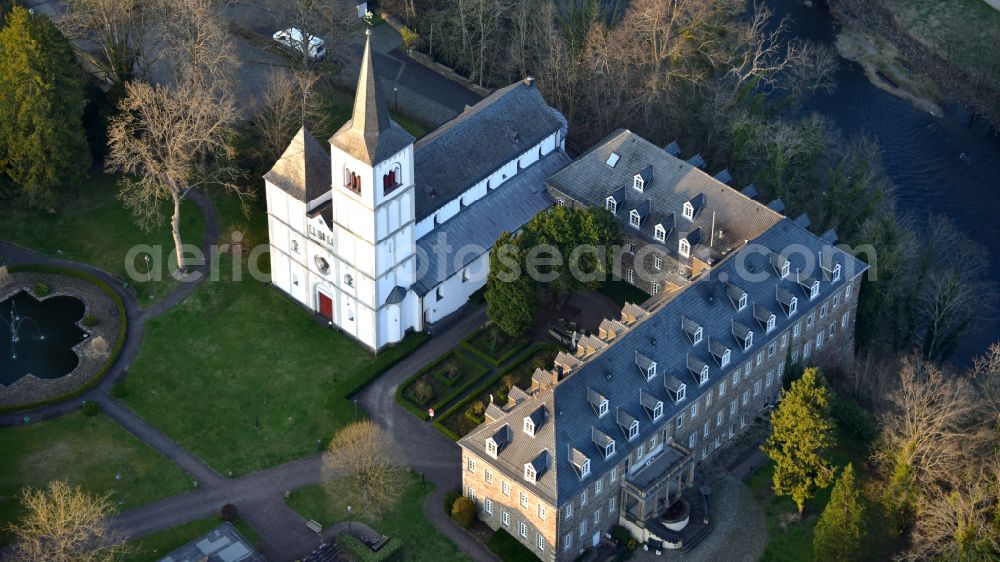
[121,517,261,562]
[286,474,469,562]
[436,346,558,439]
[599,280,649,307]
[0,412,192,547]
[0,174,206,304]
[121,250,428,476]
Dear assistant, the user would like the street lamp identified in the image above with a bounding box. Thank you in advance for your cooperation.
[143,253,152,301]
[393,87,398,111]
[347,505,352,535]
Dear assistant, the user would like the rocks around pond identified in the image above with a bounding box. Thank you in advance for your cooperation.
[0,271,122,409]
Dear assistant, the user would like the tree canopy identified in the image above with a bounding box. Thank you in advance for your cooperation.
[763,367,837,516]
[486,231,538,337]
[813,463,865,562]
[0,6,89,207]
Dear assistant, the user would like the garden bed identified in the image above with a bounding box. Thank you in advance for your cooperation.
[397,350,490,420]
[461,324,531,367]
[434,344,559,440]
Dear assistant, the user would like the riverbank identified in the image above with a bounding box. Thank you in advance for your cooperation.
[826,0,1000,125]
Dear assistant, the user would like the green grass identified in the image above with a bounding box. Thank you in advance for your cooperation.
[121,248,428,476]
[879,0,1000,83]
[599,280,649,307]
[0,412,192,547]
[286,474,469,562]
[0,174,206,304]
[462,325,531,367]
[121,517,261,562]
[747,427,892,562]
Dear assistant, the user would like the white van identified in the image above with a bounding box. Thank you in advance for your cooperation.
[273,28,327,62]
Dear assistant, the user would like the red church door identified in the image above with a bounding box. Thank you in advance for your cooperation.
[318,293,333,320]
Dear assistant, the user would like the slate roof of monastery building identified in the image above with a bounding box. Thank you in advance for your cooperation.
[413,78,567,221]
[546,129,783,265]
[263,127,332,203]
[330,31,415,166]
[459,218,868,506]
[412,150,570,296]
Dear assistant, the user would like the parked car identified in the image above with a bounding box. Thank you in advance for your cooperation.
[272,28,326,61]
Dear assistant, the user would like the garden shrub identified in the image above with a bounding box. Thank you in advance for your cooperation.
[82,400,101,416]
[34,282,50,297]
[433,361,462,387]
[831,395,878,444]
[82,314,99,327]
[411,380,432,405]
[488,529,541,562]
[443,489,461,515]
[221,503,238,522]
[338,535,402,562]
[451,496,476,529]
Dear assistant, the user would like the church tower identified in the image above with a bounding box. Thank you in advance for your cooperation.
[327,29,420,348]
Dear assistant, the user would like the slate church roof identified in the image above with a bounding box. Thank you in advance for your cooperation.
[264,127,331,203]
[330,30,415,166]
[459,218,868,506]
[413,78,566,221]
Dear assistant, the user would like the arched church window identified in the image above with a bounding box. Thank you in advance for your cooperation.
[315,256,330,274]
[382,163,402,196]
[344,167,361,194]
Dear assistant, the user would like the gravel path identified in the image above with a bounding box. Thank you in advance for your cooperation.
[632,476,767,562]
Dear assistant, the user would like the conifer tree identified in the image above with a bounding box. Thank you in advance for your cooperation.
[486,231,537,337]
[813,463,865,561]
[0,7,88,206]
[763,367,837,516]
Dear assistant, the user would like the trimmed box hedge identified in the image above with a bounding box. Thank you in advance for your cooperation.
[433,344,560,441]
[461,324,531,367]
[396,350,490,421]
[337,534,402,562]
[1,264,127,413]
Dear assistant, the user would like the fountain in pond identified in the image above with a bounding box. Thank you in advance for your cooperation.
[0,291,87,385]
[1,299,45,359]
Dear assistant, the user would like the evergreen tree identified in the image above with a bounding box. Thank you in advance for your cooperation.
[813,463,865,562]
[0,7,89,206]
[763,367,837,516]
[486,231,537,337]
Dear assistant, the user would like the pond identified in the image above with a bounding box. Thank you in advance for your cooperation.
[0,291,87,384]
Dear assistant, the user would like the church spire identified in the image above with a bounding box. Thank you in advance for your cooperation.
[330,29,413,166]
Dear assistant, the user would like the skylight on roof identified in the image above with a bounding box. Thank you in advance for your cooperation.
[606,153,620,167]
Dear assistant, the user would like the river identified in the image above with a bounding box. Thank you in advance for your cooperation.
[766,0,1000,366]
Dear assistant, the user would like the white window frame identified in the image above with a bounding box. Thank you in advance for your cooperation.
[467,459,476,472]
[766,370,774,387]
[754,380,761,397]
[609,497,616,513]
[716,410,724,427]
[523,418,535,436]
[537,534,545,551]
[700,366,709,385]
[502,511,510,526]
[525,464,536,482]
[789,297,797,316]
[682,202,694,220]
[629,210,641,228]
[653,255,662,270]
[611,467,618,482]
[538,504,546,520]
[742,390,750,406]
[626,268,635,284]
[721,349,731,368]
[810,281,820,300]
[781,260,790,278]
[690,403,699,419]
[564,534,572,551]
[781,333,788,348]
[519,521,528,538]
[598,399,609,417]
[846,282,853,298]
[688,432,697,448]
[679,238,690,258]
[718,380,726,397]
[605,197,616,213]
[744,362,752,378]
[738,293,747,311]
[841,312,849,328]
[628,420,639,441]
[731,371,739,386]
[653,401,663,420]
[652,281,660,295]
[693,326,703,345]
[485,469,493,484]
[595,479,603,495]
[520,492,528,507]
[676,413,684,429]
[581,459,590,478]
[768,342,776,358]
[766,315,775,333]
[485,498,493,515]
[654,225,665,243]
[633,175,644,191]
[833,263,841,282]
[502,480,510,496]
[604,441,615,459]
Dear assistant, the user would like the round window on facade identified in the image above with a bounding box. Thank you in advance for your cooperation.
[315,256,330,274]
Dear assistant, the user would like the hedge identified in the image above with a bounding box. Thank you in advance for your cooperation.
[1,264,128,413]
[337,534,402,562]
[396,349,490,421]
[342,331,430,399]
[432,343,560,441]
[460,324,531,367]
[487,529,542,562]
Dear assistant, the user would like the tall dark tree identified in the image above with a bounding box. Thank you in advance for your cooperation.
[486,231,537,337]
[813,463,865,562]
[0,7,89,207]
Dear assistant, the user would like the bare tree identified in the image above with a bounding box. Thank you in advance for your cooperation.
[263,0,363,71]
[322,420,405,518]
[154,0,236,88]
[59,0,153,84]
[107,79,244,273]
[972,342,1000,415]
[8,481,129,562]
[252,69,324,161]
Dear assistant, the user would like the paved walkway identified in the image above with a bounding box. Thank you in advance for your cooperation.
[1,191,498,561]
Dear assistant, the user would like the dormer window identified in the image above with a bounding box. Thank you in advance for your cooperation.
[604,441,615,458]
[654,224,666,242]
[781,261,790,278]
[833,263,841,282]
[738,294,747,311]
[628,420,639,440]
[524,464,536,482]
[593,427,616,459]
[647,364,656,380]
[810,281,820,300]
[677,384,687,401]
[653,401,663,420]
[582,458,591,477]
[679,238,690,258]
[486,440,498,458]
[523,418,535,436]
[633,165,652,192]
[636,351,656,381]
[633,175,644,191]
[700,366,709,385]
[722,349,731,368]
[694,327,703,344]
[766,315,776,333]
[790,297,798,315]
[599,399,608,417]
[682,202,694,220]
[745,331,753,350]
[606,197,617,213]
[630,209,641,228]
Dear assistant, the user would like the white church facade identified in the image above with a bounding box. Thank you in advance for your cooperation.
[264,31,569,350]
